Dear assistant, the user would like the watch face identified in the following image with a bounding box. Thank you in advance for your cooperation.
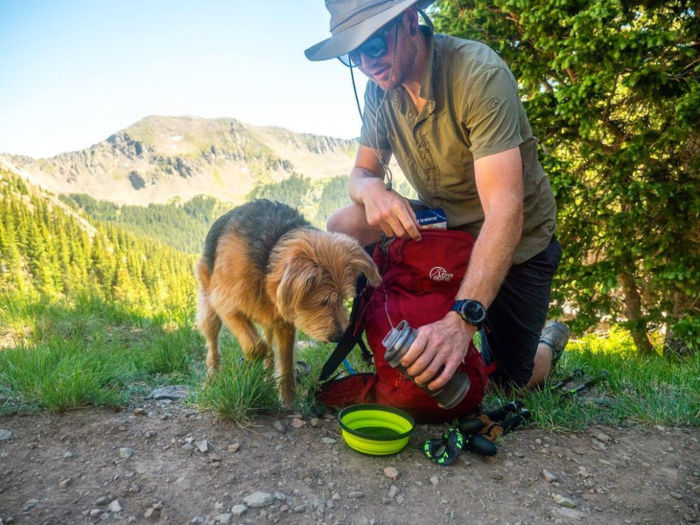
[461,300,486,325]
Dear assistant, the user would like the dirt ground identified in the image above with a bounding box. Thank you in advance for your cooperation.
[1,398,698,525]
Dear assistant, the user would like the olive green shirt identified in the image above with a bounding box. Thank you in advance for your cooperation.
[359,33,556,264]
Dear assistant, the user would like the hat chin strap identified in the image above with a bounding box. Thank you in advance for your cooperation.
[350,20,400,191]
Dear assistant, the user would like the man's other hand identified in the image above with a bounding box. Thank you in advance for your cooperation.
[358,178,422,241]
[399,312,476,390]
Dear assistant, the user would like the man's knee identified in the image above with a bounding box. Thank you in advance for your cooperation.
[326,207,350,234]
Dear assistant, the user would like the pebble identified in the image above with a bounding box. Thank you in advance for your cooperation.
[552,494,576,508]
[191,518,206,524]
[0,429,12,441]
[273,420,286,433]
[119,448,134,459]
[22,499,38,512]
[90,509,103,518]
[108,499,123,513]
[388,485,398,498]
[291,418,305,428]
[231,504,248,517]
[214,513,232,524]
[321,437,337,444]
[670,492,683,500]
[396,494,406,505]
[594,432,611,442]
[384,466,399,479]
[578,466,591,478]
[311,418,320,427]
[228,443,240,453]
[59,478,73,489]
[348,491,365,499]
[144,508,160,521]
[64,451,74,459]
[556,507,586,520]
[293,505,306,513]
[153,502,164,511]
[95,496,110,506]
[505,461,515,468]
[145,431,156,439]
[196,440,209,453]
[543,470,559,482]
[243,491,274,508]
[514,451,525,458]
[149,385,190,400]
[133,408,147,416]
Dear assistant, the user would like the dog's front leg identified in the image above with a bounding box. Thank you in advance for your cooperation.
[272,321,296,406]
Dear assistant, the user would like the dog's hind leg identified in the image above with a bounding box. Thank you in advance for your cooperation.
[197,292,223,374]
[272,321,296,406]
[220,311,269,364]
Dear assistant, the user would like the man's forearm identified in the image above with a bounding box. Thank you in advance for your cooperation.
[349,167,385,205]
[455,205,523,309]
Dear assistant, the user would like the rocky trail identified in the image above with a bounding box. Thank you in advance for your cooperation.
[1,397,698,524]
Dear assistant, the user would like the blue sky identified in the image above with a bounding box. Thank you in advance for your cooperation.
[0,0,369,158]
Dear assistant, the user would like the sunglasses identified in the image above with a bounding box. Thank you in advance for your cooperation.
[339,18,399,68]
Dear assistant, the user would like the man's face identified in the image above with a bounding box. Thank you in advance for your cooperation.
[355,14,417,91]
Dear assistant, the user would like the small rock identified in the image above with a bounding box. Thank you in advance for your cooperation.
[514,451,525,458]
[321,437,337,444]
[64,451,75,459]
[578,466,591,478]
[145,431,156,439]
[59,478,73,489]
[293,505,306,513]
[191,518,206,525]
[656,425,665,431]
[144,508,160,521]
[311,418,320,427]
[182,443,195,451]
[594,432,611,442]
[119,448,134,459]
[388,485,398,498]
[0,429,12,441]
[22,499,38,512]
[228,443,240,453]
[543,470,559,483]
[231,505,248,517]
[396,494,406,505]
[153,502,164,511]
[273,420,286,433]
[133,408,147,416]
[90,509,103,518]
[430,476,439,486]
[109,499,123,513]
[553,494,576,508]
[214,513,232,524]
[196,440,209,453]
[556,507,586,520]
[670,491,683,500]
[348,491,365,499]
[274,492,287,502]
[244,491,274,508]
[95,496,110,506]
[505,461,515,468]
[291,418,305,428]
[149,385,190,400]
[384,466,399,479]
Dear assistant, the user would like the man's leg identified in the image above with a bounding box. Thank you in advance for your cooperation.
[480,237,563,389]
[326,203,382,245]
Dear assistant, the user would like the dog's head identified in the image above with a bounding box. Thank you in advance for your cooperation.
[266,231,381,342]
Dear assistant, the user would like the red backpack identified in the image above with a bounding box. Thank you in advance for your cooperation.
[316,230,493,423]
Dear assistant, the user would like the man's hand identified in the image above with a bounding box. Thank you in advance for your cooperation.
[399,312,476,391]
[358,178,422,241]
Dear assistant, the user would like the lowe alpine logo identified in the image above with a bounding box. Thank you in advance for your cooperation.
[429,266,454,282]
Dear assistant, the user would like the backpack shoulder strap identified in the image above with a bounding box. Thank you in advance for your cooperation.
[319,274,371,382]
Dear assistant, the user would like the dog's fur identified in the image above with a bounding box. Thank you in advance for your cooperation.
[196,200,381,405]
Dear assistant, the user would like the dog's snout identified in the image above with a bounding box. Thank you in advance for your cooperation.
[328,331,344,343]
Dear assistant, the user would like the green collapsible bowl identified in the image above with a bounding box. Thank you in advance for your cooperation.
[338,404,415,456]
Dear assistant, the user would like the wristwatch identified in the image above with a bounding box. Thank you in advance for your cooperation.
[451,299,487,329]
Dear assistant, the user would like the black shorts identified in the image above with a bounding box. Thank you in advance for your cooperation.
[479,237,562,386]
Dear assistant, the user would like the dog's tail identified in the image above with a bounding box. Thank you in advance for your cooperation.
[196,258,212,292]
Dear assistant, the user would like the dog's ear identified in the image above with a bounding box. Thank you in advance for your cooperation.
[275,259,318,321]
[353,248,382,287]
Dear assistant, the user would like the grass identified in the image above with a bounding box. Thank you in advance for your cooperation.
[1,291,698,430]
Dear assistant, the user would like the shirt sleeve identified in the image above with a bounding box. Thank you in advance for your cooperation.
[358,83,391,151]
[465,66,523,161]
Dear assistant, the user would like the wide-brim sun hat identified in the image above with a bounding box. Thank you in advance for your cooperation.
[305,0,435,61]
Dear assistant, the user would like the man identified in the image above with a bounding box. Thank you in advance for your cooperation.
[305,0,570,391]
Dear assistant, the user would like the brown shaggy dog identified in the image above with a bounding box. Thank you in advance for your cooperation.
[196,200,381,405]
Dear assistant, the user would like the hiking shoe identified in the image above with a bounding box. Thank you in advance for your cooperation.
[540,320,571,365]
